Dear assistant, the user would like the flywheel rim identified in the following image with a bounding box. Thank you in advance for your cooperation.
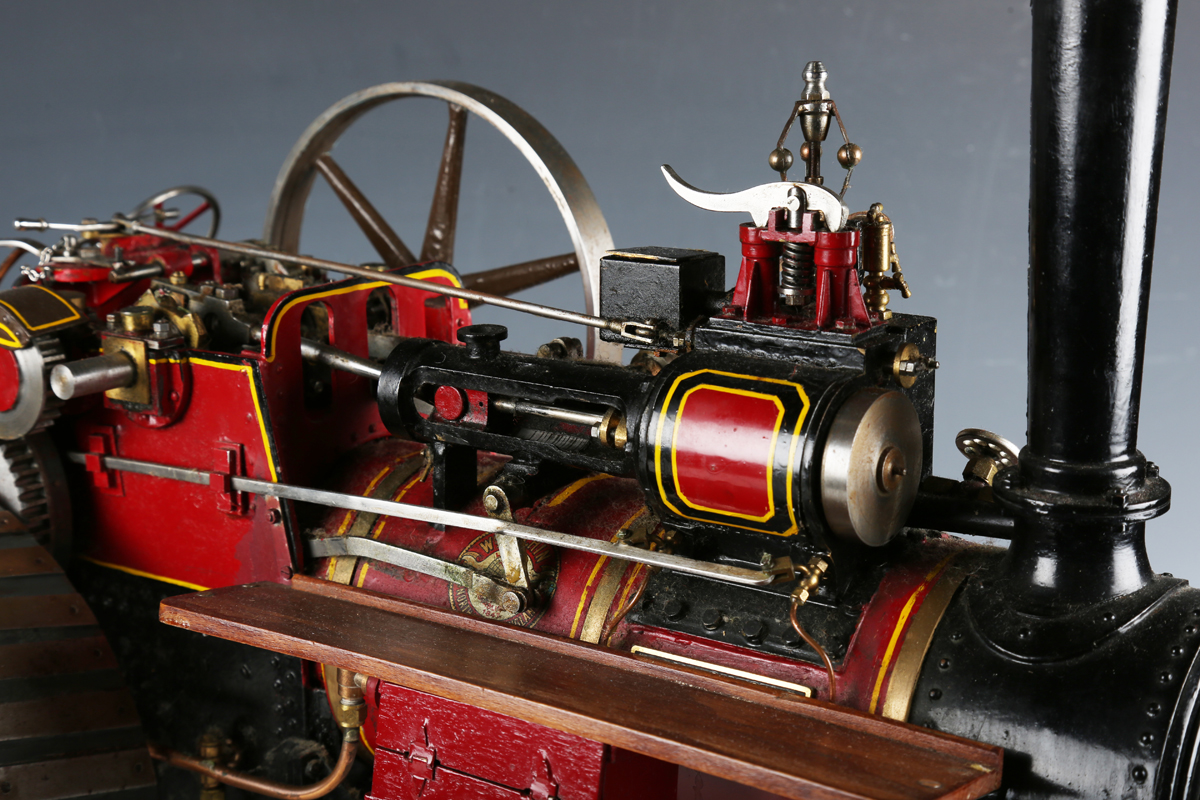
[263,80,619,362]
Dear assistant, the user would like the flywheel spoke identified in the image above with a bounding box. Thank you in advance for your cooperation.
[314,153,417,269]
[461,252,579,302]
[420,104,467,264]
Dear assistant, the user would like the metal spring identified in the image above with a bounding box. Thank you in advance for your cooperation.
[779,241,815,307]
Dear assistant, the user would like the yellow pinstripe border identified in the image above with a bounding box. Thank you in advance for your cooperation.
[0,285,82,330]
[654,369,808,535]
[82,555,210,592]
[0,322,21,348]
[261,268,465,363]
[868,554,956,714]
[570,554,611,639]
[672,385,784,523]
[190,358,278,482]
[548,474,610,507]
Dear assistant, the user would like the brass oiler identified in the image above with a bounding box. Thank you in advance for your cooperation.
[855,203,912,319]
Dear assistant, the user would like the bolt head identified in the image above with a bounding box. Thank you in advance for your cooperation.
[662,598,686,621]
[742,619,767,644]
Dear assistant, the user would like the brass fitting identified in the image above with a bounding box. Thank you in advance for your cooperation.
[892,343,939,389]
[198,732,224,800]
[858,204,912,320]
[597,408,628,449]
[791,555,831,607]
[956,429,1020,488]
[336,668,367,730]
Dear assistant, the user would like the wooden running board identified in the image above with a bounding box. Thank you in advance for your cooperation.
[0,526,156,800]
[160,575,1002,800]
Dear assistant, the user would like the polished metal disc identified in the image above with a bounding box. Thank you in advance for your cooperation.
[820,388,923,547]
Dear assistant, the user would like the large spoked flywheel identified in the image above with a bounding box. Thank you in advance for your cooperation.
[263,80,619,362]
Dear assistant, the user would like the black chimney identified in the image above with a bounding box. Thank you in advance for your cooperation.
[993,0,1176,611]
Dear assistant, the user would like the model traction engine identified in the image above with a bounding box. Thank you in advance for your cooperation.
[1,1,1197,798]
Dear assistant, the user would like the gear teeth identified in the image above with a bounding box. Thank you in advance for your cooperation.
[0,433,54,540]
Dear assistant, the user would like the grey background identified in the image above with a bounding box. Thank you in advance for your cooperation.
[3,2,1197,576]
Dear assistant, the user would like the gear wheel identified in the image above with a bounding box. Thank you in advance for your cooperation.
[0,334,65,440]
[0,432,71,562]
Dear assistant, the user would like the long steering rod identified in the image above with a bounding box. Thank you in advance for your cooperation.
[13,216,663,346]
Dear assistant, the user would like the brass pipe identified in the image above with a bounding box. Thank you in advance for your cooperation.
[148,729,358,800]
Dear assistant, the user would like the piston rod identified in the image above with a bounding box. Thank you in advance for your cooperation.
[492,397,609,427]
[247,327,383,380]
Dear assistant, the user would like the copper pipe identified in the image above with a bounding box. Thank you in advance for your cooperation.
[602,566,656,646]
[148,729,358,800]
[790,597,837,703]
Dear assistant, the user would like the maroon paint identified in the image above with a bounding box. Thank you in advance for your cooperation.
[372,683,676,800]
[433,386,467,421]
[0,348,19,411]
[813,231,868,328]
[672,386,779,518]
[728,223,781,320]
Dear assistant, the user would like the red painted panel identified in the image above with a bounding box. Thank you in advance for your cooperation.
[371,748,524,800]
[77,357,285,589]
[673,386,781,519]
[0,348,18,411]
[375,683,605,799]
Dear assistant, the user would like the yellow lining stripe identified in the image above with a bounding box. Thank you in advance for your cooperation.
[868,555,955,714]
[671,385,783,523]
[262,269,465,363]
[0,285,82,330]
[82,555,210,592]
[569,509,644,639]
[370,471,424,539]
[547,474,610,507]
[570,555,610,639]
[0,322,21,348]
[335,462,399,537]
[654,369,808,535]
[191,359,278,482]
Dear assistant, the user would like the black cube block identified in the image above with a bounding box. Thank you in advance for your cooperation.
[599,247,725,341]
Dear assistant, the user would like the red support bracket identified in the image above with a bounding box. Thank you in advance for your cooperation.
[212,443,248,515]
[81,428,122,495]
